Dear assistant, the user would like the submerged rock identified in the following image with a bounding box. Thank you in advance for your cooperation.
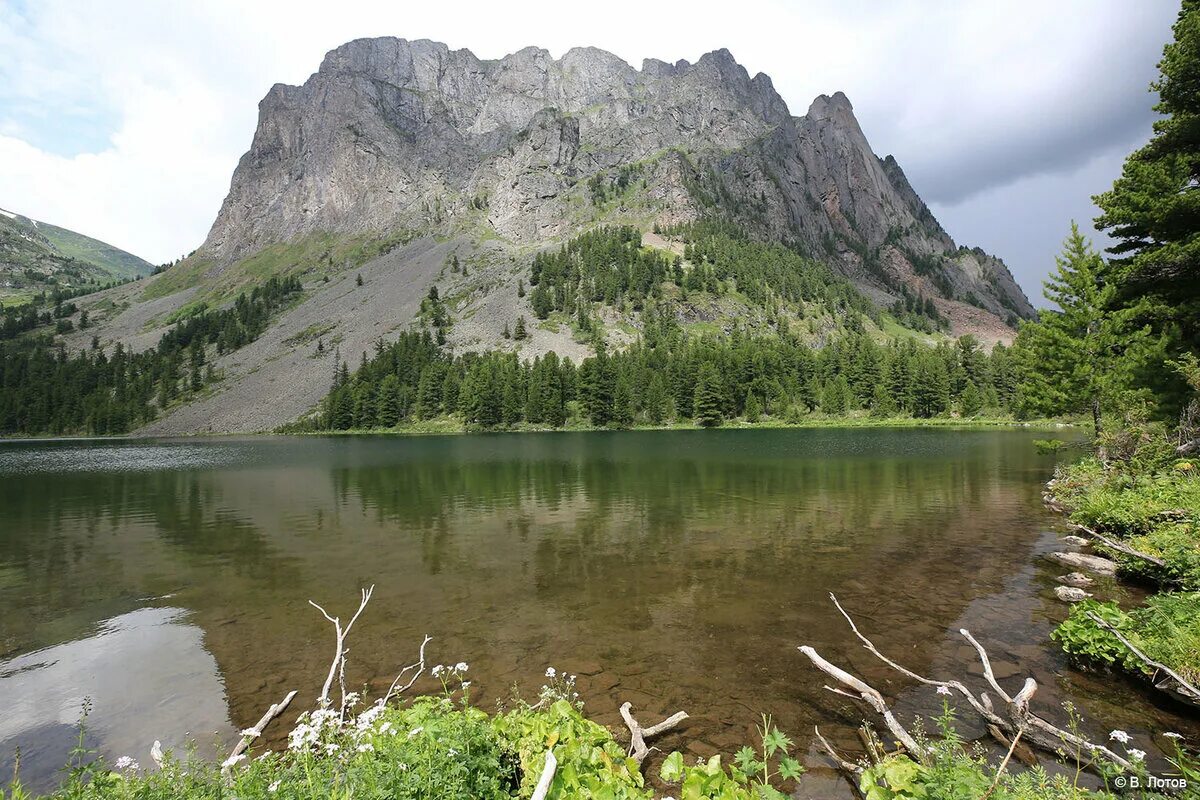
[1054,586,1093,603]
[1046,551,1117,576]
[1061,535,1089,546]
[1056,572,1094,588]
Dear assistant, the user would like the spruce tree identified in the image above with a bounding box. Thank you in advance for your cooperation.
[693,363,724,427]
[1014,224,1151,433]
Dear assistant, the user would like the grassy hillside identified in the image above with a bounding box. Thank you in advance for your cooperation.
[0,208,151,304]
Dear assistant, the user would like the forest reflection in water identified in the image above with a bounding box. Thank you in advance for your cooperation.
[1,429,1193,791]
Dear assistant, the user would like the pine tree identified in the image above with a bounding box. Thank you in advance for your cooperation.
[744,390,762,422]
[960,381,983,417]
[820,376,849,415]
[1094,1,1200,354]
[644,373,669,425]
[911,353,950,418]
[1013,224,1151,433]
[514,316,527,340]
[612,372,634,428]
[376,374,402,427]
[693,363,724,427]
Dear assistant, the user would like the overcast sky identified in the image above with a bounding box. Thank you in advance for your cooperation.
[0,0,1181,305]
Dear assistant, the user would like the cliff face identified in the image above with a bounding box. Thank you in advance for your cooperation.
[201,37,1034,324]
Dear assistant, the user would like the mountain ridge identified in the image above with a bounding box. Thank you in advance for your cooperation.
[195,37,1032,328]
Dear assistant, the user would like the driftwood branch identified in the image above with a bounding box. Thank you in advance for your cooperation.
[1085,611,1200,707]
[530,748,558,800]
[224,690,298,768]
[801,593,1136,776]
[619,702,688,765]
[383,634,432,703]
[798,645,922,755]
[309,585,375,713]
[1069,523,1166,569]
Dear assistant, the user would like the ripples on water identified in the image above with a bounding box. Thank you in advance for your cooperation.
[0,431,1194,795]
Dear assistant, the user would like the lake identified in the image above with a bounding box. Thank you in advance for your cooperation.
[1,429,1194,794]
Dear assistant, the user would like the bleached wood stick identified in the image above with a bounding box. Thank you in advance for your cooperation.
[309,585,374,708]
[798,645,922,755]
[383,634,432,703]
[806,595,1136,773]
[619,702,688,765]
[227,690,298,762]
[530,748,557,800]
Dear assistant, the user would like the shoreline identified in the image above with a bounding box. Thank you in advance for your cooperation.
[0,416,1080,443]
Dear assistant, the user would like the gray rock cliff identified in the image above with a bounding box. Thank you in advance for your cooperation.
[201,37,1034,324]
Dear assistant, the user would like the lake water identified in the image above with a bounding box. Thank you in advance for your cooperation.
[1,430,1195,795]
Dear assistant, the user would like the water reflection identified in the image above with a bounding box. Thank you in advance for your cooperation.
[0,608,233,791]
[0,430,1194,794]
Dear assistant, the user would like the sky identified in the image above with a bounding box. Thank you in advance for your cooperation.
[0,0,1181,305]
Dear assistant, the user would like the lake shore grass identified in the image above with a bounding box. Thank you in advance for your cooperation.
[1046,442,1200,697]
[282,414,1080,438]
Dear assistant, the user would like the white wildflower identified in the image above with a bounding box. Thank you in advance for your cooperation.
[221,753,246,770]
[455,662,469,672]
[1164,732,1184,740]
[432,664,445,676]
[357,743,374,753]
[114,756,139,771]
[408,726,424,738]
[462,681,471,690]
[379,722,394,736]
[545,667,556,678]
[936,686,952,696]
[1128,748,1146,762]
[448,748,458,757]
[323,742,341,754]
[267,781,280,793]
[1109,730,1131,744]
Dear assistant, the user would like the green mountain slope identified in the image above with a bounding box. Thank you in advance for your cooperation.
[0,208,152,304]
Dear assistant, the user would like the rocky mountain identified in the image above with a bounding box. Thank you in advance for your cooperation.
[201,38,1033,327]
[53,38,1038,434]
[0,207,152,302]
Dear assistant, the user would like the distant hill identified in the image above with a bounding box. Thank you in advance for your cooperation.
[0,207,152,303]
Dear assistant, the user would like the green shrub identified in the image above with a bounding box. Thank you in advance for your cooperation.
[1053,594,1200,685]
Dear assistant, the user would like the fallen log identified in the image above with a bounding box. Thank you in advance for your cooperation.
[1068,524,1166,569]
[1084,611,1200,709]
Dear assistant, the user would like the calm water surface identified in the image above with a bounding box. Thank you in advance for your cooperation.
[1,430,1195,795]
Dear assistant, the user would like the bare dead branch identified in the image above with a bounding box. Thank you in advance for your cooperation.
[382,634,432,704]
[309,585,375,710]
[225,690,298,768]
[619,702,688,765]
[802,595,1136,775]
[530,748,558,800]
[797,645,922,755]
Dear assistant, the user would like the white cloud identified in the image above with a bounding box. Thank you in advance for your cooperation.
[0,0,1181,290]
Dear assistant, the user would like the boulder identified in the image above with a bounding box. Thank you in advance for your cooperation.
[1046,551,1117,576]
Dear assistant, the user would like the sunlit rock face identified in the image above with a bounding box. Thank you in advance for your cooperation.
[202,38,1033,323]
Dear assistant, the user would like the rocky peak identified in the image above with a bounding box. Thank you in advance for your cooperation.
[201,36,1034,327]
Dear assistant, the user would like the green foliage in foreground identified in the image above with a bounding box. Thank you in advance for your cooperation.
[1048,420,1200,686]
[9,674,1188,800]
[1054,594,1200,686]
